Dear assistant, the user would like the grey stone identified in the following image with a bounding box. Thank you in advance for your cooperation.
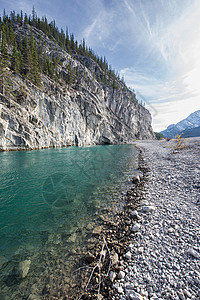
[183,289,192,298]
[17,259,31,278]
[131,211,139,219]
[127,291,143,300]
[177,291,186,300]
[118,271,126,279]
[194,277,200,285]
[187,248,200,258]
[125,283,135,289]
[117,286,124,294]
[125,251,132,260]
[110,271,116,282]
[132,175,140,183]
[141,206,155,213]
[131,223,141,232]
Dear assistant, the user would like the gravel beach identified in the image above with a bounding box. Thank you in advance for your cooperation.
[112,137,200,300]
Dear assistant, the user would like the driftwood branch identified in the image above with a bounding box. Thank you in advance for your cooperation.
[77,236,111,300]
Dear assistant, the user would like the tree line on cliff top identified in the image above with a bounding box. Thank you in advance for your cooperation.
[0,7,124,95]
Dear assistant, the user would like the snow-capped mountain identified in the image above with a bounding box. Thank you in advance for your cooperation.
[160,110,200,138]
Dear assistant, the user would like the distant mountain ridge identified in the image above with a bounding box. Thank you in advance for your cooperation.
[182,125,200,138]
[160,110,200,138]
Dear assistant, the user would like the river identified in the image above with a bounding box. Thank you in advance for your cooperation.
[0,144,138,298]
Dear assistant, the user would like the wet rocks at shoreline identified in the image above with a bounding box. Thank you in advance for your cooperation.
[17,260,31,279]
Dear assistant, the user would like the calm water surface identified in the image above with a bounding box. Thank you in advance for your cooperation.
[0,144,138,297]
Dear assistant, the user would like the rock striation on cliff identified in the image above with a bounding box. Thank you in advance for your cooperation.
[0,24,154,150]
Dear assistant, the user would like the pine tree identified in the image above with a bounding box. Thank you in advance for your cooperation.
[31,39,41,86]
[65,27,70,50]
[18,50,23,74]
[23,35,31,75]
[0,7,121,90]
[18,33,23,52]
[24,14,28,25]
[0,23,10,95]
[20,10,23,25]
[66,63,72,84]
[8,22,15,45]
[0,24,9,65]
[25,29,41,86]
[11,39,20,72]
[32,6,36,26]
[42,52,48,74]
[70,33,75,51]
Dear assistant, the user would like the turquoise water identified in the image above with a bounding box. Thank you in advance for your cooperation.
[0,144,138,297]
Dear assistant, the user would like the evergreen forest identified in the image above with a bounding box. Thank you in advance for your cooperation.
[0,8,124,95]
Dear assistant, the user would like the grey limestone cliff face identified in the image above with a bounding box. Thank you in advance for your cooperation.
[0,25,154,151]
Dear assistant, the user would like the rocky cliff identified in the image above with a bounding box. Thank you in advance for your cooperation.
[0,24,154,150]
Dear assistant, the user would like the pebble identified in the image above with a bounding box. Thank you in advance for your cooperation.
[127,291,143,300]
[112,139,200,300]
[141,205,155,213]
[177,291,186,300]
[131,211,139,218]
[110,271,116,282]
[187,248,200,258]
[118,271,125,279]
[183,289,192,298]
[125,251,131,260]
[117,286,124,294]
[131,223,141,232]
[132,175,140,183]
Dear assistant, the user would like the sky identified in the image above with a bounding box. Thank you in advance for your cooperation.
[0,0,200,131]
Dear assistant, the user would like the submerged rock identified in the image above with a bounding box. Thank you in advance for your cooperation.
[17,259,31,279]
[27,295,40,300]
[85,252,96,264]
[92,226,102,235]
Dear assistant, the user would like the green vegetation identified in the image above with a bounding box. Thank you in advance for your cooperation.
[154,132,164,140]
[0,8,122,95]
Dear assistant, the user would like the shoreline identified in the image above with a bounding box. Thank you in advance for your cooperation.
[78,144,151,299]
[83,137,200,299]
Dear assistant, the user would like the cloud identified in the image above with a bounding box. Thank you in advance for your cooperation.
[82,1,122,51]
[119,0,200,131]
[120,64,199,132]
